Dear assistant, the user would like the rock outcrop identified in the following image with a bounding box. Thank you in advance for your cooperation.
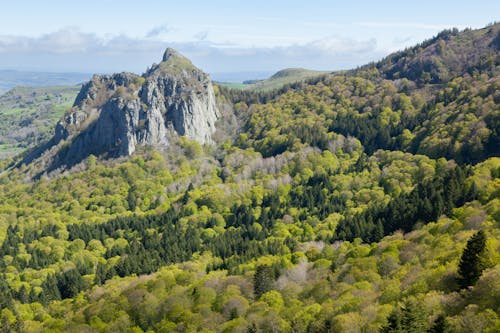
[24,48,219,172]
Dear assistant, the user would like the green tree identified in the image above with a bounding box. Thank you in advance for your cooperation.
[382,299,427,333]
[254,265,273,299]
[458,230,488,288]
[57,269,85,299]
[0,274,13,310]
[381,308,403,333]
[428,314,450,333]
[40,274,61,305]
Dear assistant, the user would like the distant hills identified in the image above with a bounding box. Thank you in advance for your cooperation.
[218,68,330,91]
[0,70,90,94]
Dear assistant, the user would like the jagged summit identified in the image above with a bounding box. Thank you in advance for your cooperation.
[162,47,185,62]
[22,48,219,174]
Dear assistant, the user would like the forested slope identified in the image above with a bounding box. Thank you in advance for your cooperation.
[0,24,499,333]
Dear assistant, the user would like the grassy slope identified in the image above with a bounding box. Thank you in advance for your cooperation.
[218,68,331,91]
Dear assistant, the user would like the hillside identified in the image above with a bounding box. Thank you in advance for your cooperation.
[0,86,80,159]
[363,23,500,84]
[0,25,498,333]
[218,68,330,91]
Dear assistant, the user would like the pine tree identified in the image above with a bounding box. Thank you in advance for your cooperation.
[254,265,273,299]
[0,274,13,310]
[94,262,106,285]
[57,269,85,299]
[382,299,428,333]
[428,314,449,333]
[401,299,427,333]
[458,230,488,288]
[381,308,403,333]
[41,274,61,305]
[16,285,28,303]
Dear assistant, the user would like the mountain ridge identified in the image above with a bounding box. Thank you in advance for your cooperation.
[20,49,220,175]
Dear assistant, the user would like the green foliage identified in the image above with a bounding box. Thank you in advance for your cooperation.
[458,230,489,288]
[0,24,498,332]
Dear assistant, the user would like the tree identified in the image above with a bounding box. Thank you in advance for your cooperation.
[57,269,85,299]
[40,274,61,305]
[382,299,427,333]
[381,308,403,333]
[458,230,488,288]
[254,265,273,299]
[0,274,12,310]
[428,314,450,333]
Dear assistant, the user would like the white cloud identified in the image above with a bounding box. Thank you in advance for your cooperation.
[0,27,382,74]
[307,36,377,55]
[145,24,170,38]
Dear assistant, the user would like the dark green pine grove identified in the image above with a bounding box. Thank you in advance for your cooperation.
[0,24,498,332]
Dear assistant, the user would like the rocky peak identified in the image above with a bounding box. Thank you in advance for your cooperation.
[23,48,220,173]
[162,47,184,62]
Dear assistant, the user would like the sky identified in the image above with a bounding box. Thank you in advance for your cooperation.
[0,0,499,81]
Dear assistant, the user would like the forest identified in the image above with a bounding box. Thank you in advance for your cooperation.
[0,24,499,332]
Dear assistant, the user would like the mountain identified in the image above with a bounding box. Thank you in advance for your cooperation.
[219,24,499,164]
[0,25,499,333]
[0,86,80,159]
[21,48,219,173]
[364,23,500,84]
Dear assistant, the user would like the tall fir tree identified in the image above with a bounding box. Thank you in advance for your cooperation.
[254,265,274,299]
[457,230,488,288]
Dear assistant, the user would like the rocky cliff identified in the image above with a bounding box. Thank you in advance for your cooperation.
[23,48,219,172]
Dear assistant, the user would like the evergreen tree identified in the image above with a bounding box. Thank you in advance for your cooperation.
[458,230,488,288]
[401,299,427,333]
[428,314,450,333]
[382,299,428,333]
[0,274,13,310]
[40,274,61,305]
[16,285,28,304]
[381,308,403,333]
[254,265,273,299]
[57,269,85,299]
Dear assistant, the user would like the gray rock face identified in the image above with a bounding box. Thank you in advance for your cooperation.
[33,48,219,170]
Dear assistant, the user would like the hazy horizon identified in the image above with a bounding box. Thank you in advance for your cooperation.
[1,0,498,76]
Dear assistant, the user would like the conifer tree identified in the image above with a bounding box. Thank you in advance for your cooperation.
[0,274,13,310]
[428,314,450,333]
[254,265,273,299]
[458,230,488,288]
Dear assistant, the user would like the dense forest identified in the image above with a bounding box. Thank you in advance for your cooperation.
[0,24,499,332]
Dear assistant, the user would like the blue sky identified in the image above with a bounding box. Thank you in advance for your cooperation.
[0,0,498,80]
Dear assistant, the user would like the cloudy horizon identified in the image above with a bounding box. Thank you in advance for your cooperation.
[0,0,498,80]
